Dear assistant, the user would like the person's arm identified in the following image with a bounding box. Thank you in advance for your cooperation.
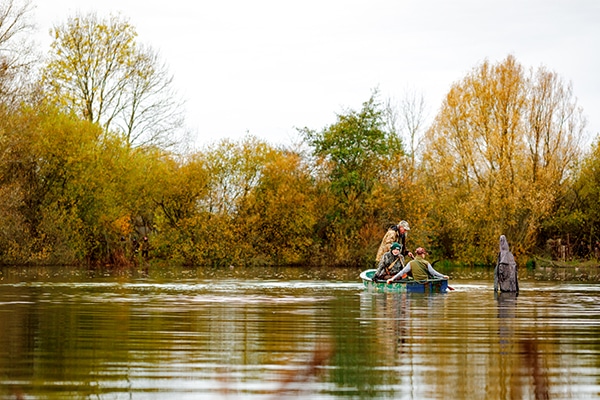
[427,263,449,279]
[387,264,411,283]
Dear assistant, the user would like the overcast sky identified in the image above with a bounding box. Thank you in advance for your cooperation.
[33,0,600,149]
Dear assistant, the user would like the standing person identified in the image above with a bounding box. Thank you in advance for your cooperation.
[494,235,519,293]
[387,247,449,283]
[373,242,404,281]
[375,220,413,263]
[141,236,150,258]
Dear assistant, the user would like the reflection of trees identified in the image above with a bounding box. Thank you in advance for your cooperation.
[382,293,411,355]
[495,291,523,399]
[497,291,518,353]
[496,292,550,399]
[0,286,39,398]
[3,274,596,399]
[0,275,344,398]
[331,292,383,396]
[520,338,550,400]
[359,291,411,357]
[359,292,454,397]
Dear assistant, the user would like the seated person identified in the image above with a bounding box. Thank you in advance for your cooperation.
[387,247,449,283]
[373,242,404,281]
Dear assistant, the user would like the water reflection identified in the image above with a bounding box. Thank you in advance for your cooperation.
[520,337,550,400]
[0,266,600,399]
[496,292,521,398]
[496,291,518,354]
[496,290,552,400]
[359,291,416,357]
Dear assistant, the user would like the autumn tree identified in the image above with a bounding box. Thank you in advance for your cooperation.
[199,136,274,215]
[376,91,432,252]
[42,13,183,148]
[300,92,405,265]
[421,55,587,262]
[151,136,276,266]
[150,153,212,263]
[235,149,320,265]
[0,103,111,263]
[545,137,600,260]
[0,0,37,234]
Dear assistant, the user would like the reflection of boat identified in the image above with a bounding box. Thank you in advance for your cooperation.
[360,269,448,293]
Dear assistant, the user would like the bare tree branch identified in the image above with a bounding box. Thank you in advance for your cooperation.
[0,0,36,107]
[43,13,184,149]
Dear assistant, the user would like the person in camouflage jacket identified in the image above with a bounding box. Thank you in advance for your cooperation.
[373,242,405,281]
[375,220,413,263]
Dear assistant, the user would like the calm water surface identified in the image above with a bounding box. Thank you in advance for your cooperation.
[0,265,599,399]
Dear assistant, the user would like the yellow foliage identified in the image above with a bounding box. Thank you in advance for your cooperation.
[112,215,132,236]
[420,55,587,261]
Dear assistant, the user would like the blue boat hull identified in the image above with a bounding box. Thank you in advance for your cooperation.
[360,269,448,293]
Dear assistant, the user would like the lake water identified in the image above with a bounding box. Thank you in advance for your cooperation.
[0,265,599,399]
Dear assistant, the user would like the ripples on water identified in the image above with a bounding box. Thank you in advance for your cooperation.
[0,265,599,399]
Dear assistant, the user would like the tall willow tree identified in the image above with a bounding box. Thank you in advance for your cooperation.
[421,55,586,262]
[42,13,183,148]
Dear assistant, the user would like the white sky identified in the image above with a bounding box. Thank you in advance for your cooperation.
[32,0,600,149]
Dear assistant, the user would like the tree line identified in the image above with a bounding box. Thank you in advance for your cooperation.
[0,1,597,268]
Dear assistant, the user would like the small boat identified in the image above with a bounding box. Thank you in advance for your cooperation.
[360,269,448,293]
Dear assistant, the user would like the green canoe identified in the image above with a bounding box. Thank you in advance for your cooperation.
[360,269,448,293]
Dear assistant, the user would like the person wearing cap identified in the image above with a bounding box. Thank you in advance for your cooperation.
[373,242,405,281]
[375,220,414,263]
[387,247,449,283]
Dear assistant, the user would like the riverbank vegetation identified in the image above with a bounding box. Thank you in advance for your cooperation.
[0,2,598,268]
